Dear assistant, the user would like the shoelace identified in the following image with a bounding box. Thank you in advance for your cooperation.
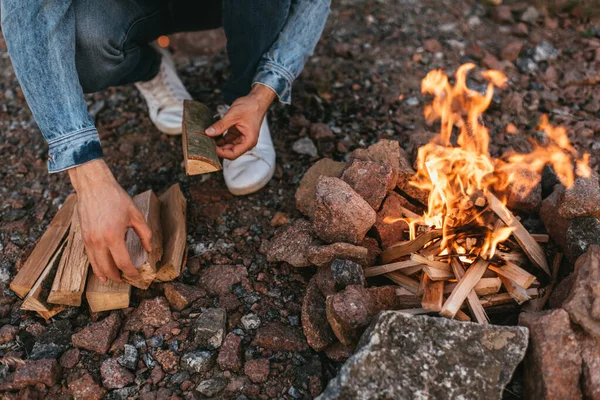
[138,64,182,110]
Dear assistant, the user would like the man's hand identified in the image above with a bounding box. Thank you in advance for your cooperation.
[68,159,152,283]
[205,84,277,160]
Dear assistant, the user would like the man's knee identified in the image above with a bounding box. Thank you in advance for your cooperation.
[76,32,125,93]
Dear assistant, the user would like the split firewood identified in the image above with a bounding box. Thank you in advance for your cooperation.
[454,310,472,322]
[155,183,187,282]
[496,250,528,266]
[86,270,131,312]
[444,277,502,297]
[182,100,222,175]
[488,193,550,275]
[499,275,530,305]
[47,211,89,306]
[440,257,490,319]
[21,241,67,319]
[10,194,77,298]
[411,253,451,272]
[385,271,420,294]
[421,274,444,312]
[479,288,539,308]
[364,260,423,277]
[404,264,424,275]
[451,259,488,324]
[488,261,536,289]
[531,233,549,243]
[422,266,454,281]
[381,229,442,263]
[122,190,163,289]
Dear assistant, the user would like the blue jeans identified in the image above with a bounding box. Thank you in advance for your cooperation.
[75,0,289,104]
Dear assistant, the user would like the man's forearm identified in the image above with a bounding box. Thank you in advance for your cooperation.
[1,0,103,173]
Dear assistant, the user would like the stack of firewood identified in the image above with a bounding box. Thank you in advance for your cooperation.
[10,184,187,319]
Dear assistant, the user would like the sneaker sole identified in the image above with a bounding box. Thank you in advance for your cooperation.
[226,162,276,196]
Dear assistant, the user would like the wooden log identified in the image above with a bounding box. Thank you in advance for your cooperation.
[421,274,444,312]
[451,259,488,324]
[47,211,89,306]
[404,264,424,275]
[411,253,451,272]
[122,190,163,289]
[86,270,131,312]
[364,260,423,278]
[21,241,66,319]
[496,250,528,266]
[444,278,502,296]
[531,233,549,243]
[489,261,536,289]
[526,253,562,312]
[155,183,187,282]
[479,288,539,307]
[454,310,472,322]
[385,271,420,294]
[394,287,422,308]
[10,194,77,298]
[440,257,489,319]
[499,276,531,305]
[182,100,222,175]
[423,266,455,281]
[488,193,550,275]
[381,229,442,263]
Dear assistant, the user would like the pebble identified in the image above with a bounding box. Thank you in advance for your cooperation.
[180,351,217,373]
[217,333,243,371]
[72,312,121,354]
[59,348,81,369]
[124,297,172,331]
[164,282,207,311]
[68,373,106,400]
[196,378,228,397]
[244,359,270,383]
[404,97,419,107]
[533,41,558,62]
[100,358,135,389]
[292,137,318,157]
[193,308,227,349]
[119,344,138,370]
[241,313,261,330]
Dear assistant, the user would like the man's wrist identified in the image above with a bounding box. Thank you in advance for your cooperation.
[249,83,277,113]
[68,159,114,193]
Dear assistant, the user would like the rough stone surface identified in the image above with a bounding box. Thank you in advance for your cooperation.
[68,373,106,400]
[373,192,411,248]
[503,170,542,213]
[59,348,81,369]
[295,158,346,218]
[563,246,600,338]
[217,333,243,371]
[341,159,395,210]
[559,174,600,219]
[164,282,207,311]
[198,265,248,296]
[125,297,172,331]
[310,123,336,141]
[326,285,373,345]
[196,377,228,397]
[323,342,354,362]
[252,322,309,351]
[72,312,121,354]
[566,218,600,263]
[307,243,368,267]
[100,358,134,389]
[313,177,376,244]
[331,259,365,290]
[549,273,576,309]
[180,351,216,373]
[119,344,138,370]
[154,349,179,372]
[292,137,318,157]
[361,236,382,266]
[350,140,401,184]
[500,39,524,61]
[244,359,270,383]
[10,359,61,389]
[580,335,600,400]
[0,324,18,344]
[29,320,72,360]
[540,185,569,249]
[318,311,528,400]
[193,308,227,349]
[261,219,317,267]
[396,147,429,205]
[302,279,336,351]
[519,309,582,400]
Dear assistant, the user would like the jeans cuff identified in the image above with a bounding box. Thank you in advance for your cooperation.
[47,128,104,173]
[253,62,293,105]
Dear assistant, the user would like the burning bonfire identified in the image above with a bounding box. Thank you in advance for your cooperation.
[374,63,590,323]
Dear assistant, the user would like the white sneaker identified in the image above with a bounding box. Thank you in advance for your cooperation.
[218,105,276,196]
[135,46,192,135]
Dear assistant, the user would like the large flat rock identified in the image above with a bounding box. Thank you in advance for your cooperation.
[317,311,528,400]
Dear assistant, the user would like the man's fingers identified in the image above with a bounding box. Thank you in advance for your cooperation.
[88,252,108,284]
[109,240,139,279]
[205,112,237,137]
[95,249,123,283]
[216,136,255,160]
[130,208,153,253]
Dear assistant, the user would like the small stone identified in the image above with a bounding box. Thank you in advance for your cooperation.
[540,185,569,250]
[154,349,179,372]
[295,158,346,218]
[68,373,106,400]
[0,325,18,344]
[307,243,369,267]
[500,40,524,62]
[566,218,600,263]
[59,348,81,369]
[252,323,309,351]
[302,279,336,351]
[315,265,337,297]
[219,292,242,312]
[125,297,172,331]
[563,246,600,337]
[404,97,419,107]
[313,177,376,244]
[217,333,243,371]
[193,308,227,349]
[423,39,442,53]
[164,283,207,311]
[373,192,411,248]
[519,309,582,399]
[180,351,216,373]
[244,359,270,383]
[261,219,317,267]
[196,378,228,397]
[331,259,366,290]
[119,344,138,370]
[310,123,336,141]
[549,273,576,309]
[580,335,600,399]
[270,211,290,227]
[482,52,504,71]
[360,236,382,267]
[396,148,429,205]
[341,159,395,210]
[293,137,318,157]
[241,313,261,330]
[324,342,354,362]
[72,313,121,354]
[558,174,600,219]
[521,6,541,22]
[326,285,373,345]
[100,358,134,389]
[533,41,558,62]
[199,265,249,296]
[12,359,61,389]
[350,140,400,184]
[290,114,311,129]
[502,170,542,213]
[491,5,513,24]
[513,22,529,36]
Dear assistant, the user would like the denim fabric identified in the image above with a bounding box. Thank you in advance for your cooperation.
[0,0,330,173]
